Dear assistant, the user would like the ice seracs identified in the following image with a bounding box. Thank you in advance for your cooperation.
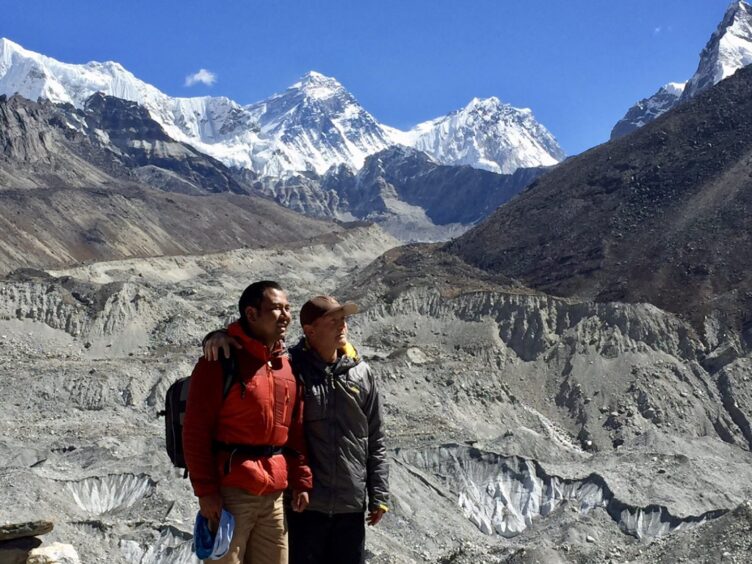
[66,474,155,515]
[0,38,564,177]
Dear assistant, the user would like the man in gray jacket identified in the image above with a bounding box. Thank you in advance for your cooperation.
[204,295,389,564]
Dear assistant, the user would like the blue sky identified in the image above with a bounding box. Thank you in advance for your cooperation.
[1,0,736,155]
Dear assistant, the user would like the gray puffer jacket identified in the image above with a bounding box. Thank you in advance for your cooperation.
[289,338,389,514]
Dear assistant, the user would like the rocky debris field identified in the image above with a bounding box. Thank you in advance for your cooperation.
[1,228,751,563]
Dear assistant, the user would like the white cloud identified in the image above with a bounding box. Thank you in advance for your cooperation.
[185,68,217,87]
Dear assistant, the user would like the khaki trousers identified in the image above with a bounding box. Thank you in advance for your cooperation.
[208,487,287,564]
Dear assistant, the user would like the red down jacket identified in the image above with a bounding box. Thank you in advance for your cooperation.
[183,321,312,497]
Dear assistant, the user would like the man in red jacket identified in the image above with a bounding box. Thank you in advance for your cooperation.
[183,280,312,564]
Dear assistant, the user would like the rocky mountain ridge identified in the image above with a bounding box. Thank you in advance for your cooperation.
[450,62,752,340]
[254,147,546,241]
[0,92,252,194]
[0,92,543,248]
[610,82,685,141]
[0,93,361,274]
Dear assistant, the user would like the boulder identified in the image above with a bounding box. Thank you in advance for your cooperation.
[26,543,81,564]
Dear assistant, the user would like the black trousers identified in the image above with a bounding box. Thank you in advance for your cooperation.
[287,509,365,564]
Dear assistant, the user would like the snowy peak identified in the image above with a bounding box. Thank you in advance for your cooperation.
[248,70,371,130]
[0,37,30,61]
[661,82,688,97]
[681,0,752,100]
[0,37,150,108]
[0,37,265,168]
[245,71,395,175]
[458,96,534,122]
[613,1,752,137]
[405,96,564,174]
[610,81,686,139]
[466,95,503,110]
[292,70,348,100]
[455,96,533,123]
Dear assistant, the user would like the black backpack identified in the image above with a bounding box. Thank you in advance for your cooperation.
[159,353,238,477]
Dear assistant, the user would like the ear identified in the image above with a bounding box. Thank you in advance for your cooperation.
[244,305,258,323]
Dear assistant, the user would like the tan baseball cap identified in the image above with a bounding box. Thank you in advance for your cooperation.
[299,296,359,326]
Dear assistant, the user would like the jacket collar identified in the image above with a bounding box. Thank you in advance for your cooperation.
[294,337,359,372]
[227,321,284,362]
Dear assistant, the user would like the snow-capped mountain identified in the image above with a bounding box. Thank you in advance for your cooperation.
[610,82,686,140]
[0,37,267,169]
[244,71,394,175]
[611,1,752,139]
[397,97,564,174]
[681,0,752,100]
[0,38,564,176]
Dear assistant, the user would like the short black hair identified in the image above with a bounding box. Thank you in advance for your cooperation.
[238,281,283,319]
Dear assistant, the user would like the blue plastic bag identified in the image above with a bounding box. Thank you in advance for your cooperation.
[193,509,235,560]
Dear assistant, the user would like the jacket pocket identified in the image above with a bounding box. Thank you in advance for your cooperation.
[273,378,292,427]
[276,382,290,426]
[304,386,327,422]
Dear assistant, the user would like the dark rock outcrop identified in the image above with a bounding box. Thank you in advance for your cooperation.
[335,146,546,225]
[0,520,53,541]
[254,146,545,238]
[0,93,252,195]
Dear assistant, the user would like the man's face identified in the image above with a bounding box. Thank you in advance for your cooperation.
[245,288,291,343]
[307,311,348,351]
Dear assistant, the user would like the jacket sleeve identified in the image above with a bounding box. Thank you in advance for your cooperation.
[183,357,224,497]
[285,378,313,491]
[364,365,389,510]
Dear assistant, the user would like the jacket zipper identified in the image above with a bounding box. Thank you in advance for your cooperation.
[328,367,337,516]
[282,382,290,424]
[267,360,274,434]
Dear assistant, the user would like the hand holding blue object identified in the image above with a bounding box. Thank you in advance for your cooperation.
[193,509,235,560]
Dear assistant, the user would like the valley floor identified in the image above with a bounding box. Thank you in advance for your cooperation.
[1,226,751,563]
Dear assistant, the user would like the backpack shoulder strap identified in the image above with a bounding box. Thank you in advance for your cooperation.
[219,350,240,399]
